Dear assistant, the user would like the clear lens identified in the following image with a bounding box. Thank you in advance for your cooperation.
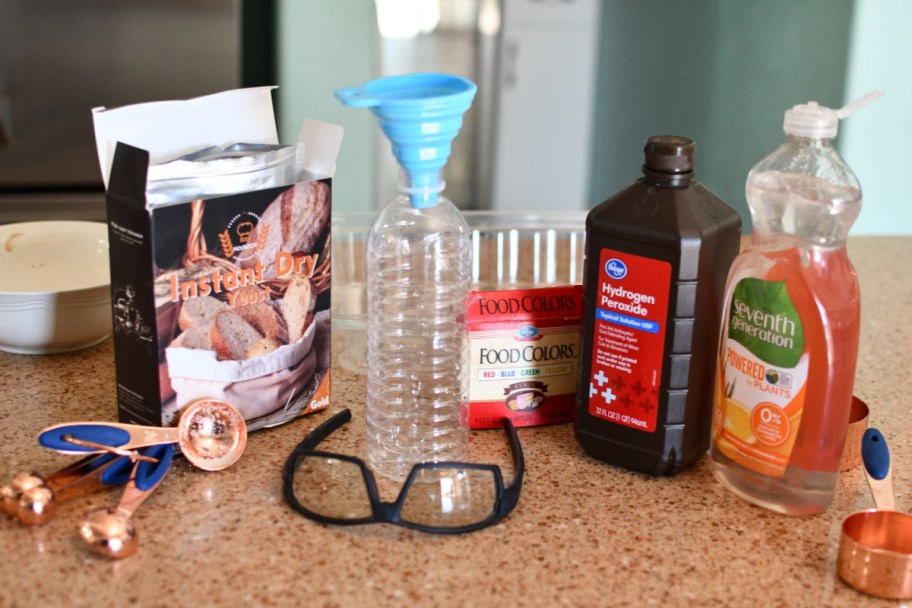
[292,455,373,520]
[400,467,496,528]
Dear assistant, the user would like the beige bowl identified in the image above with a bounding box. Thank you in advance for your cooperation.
[0,221,111,354]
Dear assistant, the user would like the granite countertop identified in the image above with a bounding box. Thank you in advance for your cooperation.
[0,236,909,607]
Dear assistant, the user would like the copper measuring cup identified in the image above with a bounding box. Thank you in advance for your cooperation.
[839,396,869,471]
[837,428,912,599]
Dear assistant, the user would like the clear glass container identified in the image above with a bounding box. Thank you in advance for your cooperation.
[332,210,587,375]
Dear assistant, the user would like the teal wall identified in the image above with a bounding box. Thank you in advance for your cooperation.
[841,0,912,236]
[588,0,855,232]
[277,0,378,213]
[274,0,910,233]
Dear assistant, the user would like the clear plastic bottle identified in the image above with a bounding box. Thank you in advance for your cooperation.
[336,73,476,482]
[365,171,471,481]
[709,100,866,515]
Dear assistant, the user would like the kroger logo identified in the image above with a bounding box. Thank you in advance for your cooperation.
[518,326,539,339]
[606,258,628,279]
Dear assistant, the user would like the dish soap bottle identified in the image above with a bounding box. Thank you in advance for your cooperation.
[710,92,881,515]
[336,74,477,481]
[575,136,742,475]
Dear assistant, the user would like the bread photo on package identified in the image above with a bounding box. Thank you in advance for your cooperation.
[242,180,331,280]
[92,88,342,431]
[159,183,330,427]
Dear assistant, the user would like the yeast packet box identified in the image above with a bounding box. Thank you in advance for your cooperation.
[92,88,342,431]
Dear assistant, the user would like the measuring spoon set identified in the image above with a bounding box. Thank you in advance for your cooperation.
[1,398,247,559]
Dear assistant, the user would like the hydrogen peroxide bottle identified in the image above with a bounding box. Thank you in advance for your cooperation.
[575,136,742,475]
[337,74,477,482]
[710,94,880,515]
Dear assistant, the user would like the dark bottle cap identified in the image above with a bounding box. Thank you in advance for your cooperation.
[643,135,695,175]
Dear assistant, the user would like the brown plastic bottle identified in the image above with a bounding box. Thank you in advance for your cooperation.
[575,136,741,475]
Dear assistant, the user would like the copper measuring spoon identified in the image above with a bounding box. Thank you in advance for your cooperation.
[38,398,247,471]
[78,443,173,559]
[1,451,138,525]
[837,428,912,599]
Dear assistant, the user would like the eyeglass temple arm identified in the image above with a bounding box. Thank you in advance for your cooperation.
[500,418,525,510]
[296,408,353,451]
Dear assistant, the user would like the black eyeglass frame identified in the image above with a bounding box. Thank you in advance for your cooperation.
[282,408,525,534]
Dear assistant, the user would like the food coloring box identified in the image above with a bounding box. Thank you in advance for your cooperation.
[467,285,583,428]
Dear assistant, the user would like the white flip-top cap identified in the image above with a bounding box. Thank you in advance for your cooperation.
[783,91,885,140]
[783,101,840,139]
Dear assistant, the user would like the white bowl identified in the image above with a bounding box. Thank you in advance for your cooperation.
[0,221,111,354]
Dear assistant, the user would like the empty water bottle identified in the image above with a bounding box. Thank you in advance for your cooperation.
[337,73,477,481]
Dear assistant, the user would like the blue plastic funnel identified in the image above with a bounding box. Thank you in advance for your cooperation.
[336,73,477,208]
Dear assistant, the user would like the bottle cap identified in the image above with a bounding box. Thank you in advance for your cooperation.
[643,136,695,174]
[783,91,885,139]
[336,73,476,208]
[783,102,840,139]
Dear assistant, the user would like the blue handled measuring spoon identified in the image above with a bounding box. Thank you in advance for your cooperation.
[2,450,142,526]
[862,428,895,511]
[38,398,247,471]
[78,443,175,559]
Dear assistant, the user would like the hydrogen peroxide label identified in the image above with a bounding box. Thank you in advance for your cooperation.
[586,249,670,432]
[714,278,808,477]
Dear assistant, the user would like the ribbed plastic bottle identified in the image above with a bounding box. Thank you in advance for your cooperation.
[709,97,875,515]
[336,73,477,481]
[575,136,742,475]
[365,171,471,481]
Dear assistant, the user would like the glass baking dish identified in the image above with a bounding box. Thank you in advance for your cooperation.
[331,210,587,374]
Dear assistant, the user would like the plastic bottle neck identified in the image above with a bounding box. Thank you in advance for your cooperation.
[397,169,445,208]
[642,168,693,188]
[785,133,836,147]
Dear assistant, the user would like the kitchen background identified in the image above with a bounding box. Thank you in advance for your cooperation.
[0,0,908,235]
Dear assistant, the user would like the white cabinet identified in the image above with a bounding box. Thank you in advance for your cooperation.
[491,0,601,211]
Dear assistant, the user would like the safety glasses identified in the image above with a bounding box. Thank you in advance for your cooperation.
[282,409,524,534]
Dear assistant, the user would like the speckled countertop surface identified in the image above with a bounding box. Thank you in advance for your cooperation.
[0,236,910,607]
